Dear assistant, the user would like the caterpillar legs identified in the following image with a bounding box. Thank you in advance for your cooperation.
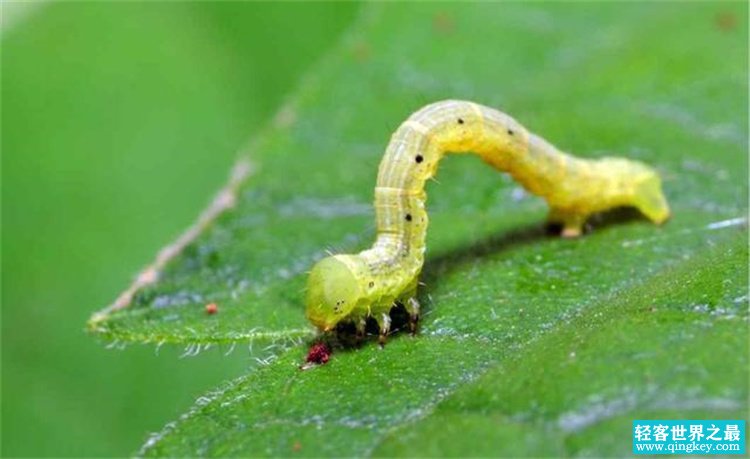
[548,208,587,238]
[355,317,367,340]
[405,297,421,334]
[374,312,391,346]
[369,297,420,346]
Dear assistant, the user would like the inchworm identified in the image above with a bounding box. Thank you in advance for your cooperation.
[305,100,670,342]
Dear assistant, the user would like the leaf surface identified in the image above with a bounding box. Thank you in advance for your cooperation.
[87,3,748,456]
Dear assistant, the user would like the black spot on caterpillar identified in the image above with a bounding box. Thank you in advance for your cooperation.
[305,100,670,342]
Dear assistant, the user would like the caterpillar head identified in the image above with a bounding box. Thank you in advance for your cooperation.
[305,256,362,331]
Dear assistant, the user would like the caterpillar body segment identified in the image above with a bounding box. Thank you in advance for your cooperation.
[305,100,670,339]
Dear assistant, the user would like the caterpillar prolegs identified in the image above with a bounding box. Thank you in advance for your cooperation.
[305,100,670,342]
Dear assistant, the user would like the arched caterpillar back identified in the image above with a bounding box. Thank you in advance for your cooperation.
[306,100,670,342]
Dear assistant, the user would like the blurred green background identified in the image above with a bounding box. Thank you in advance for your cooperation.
[1,3,359,456]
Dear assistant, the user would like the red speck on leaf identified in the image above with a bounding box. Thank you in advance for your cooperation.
[715,11,737,31]
[205,303,218,315]
[305,342,331,365]
[432,11,455,36]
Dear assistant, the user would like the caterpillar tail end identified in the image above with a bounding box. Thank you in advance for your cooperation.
[633,173,671,225]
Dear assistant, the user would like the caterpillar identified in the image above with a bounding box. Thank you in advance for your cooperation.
[305,100,670,342]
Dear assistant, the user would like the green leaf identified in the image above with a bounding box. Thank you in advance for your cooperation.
[87,2,748,456]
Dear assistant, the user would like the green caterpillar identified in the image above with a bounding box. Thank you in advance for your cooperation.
[306,100,670,342]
